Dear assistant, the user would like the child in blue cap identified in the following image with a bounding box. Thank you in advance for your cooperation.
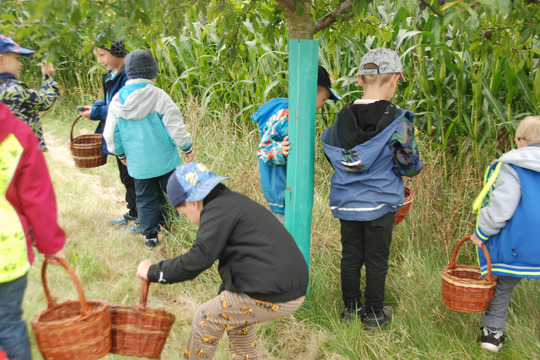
[0,35,59,151]
[136,162,308,360]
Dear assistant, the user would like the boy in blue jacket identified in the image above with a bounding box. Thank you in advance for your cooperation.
[321,48,422,331]
[104,50,194,249]
[78,38,139,230]
[252,66,341,223]
[470,115,540,353]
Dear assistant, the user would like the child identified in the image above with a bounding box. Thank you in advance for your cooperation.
[470,115,540,353]
[0,103,67,360]
[77,38,139,230]
[0,35,59,152]
[252,65,341,223]
[103,49,194,249]
[321,48,422,331]
[136,162,308,360]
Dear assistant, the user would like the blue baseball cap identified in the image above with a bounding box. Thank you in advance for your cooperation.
[167,163,229,207]
[0,35,35,55]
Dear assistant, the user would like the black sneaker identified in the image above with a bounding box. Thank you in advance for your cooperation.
[362,305,393,332]
[145,238,159,250]
[341,306,366,322]
[480,327,504,353]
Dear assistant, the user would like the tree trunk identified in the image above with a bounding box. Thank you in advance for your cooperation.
[274,0,316,39]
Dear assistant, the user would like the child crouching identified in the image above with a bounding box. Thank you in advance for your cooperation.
[136,162,308,359]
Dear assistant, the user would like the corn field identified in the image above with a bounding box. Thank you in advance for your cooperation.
[5,0,540,160]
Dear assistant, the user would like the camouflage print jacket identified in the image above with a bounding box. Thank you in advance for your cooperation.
[0,74,60,151]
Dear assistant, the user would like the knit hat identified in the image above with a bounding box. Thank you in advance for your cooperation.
[0,35,34,55]
[96,35,127,58]
[318,65,342,101]
[358,48,405,81]
[167,163,228,207]
[125,49,158,80]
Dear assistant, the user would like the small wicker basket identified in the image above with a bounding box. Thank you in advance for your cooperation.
[31,258,111,360]
[109,279,176,359]
[441,236,498,313]
[70,115,107,168]
[394,185,414,225]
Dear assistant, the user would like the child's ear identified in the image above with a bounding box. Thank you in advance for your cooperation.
[195,200,204,211]
[357,74,364,86]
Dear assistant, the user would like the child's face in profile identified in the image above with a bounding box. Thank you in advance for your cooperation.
[176,201,202,225]
[0,52,23,78]
[93,47,123,72]
[316,86,331,110]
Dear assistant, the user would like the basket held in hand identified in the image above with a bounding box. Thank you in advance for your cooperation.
[31,258,111,360]
[394,185,414,225]
[109,279,176,359]
[70,115,107,168]
[441,236,498,313]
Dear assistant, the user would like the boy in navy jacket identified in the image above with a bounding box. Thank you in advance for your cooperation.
[321,48,422,331]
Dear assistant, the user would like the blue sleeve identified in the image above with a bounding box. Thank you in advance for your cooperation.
[90,99,107,121]
[389,116,423,177]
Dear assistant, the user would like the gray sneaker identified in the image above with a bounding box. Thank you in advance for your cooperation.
[362,306,394,332]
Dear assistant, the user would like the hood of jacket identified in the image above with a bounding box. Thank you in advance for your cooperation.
[336,100,395,150]
[115,79,159,120]
[495,143,540,173]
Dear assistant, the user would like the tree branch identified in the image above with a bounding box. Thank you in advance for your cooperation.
[314,0,355,33]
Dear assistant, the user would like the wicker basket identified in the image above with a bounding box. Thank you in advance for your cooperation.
[109,279,175,359]
[70,115,107,168]
[441,237,498,313]
[31,258,111,360]
[394,185,414,225]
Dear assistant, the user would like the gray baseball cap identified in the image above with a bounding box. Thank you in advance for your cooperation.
[358,48,405,81]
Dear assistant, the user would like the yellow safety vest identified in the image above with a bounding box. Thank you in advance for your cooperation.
[0,134,30,283]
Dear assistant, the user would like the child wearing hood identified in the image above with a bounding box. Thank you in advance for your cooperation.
[103,49,194,249]
[470,115,540,353]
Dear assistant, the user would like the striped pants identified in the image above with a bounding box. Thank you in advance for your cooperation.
[183,291,304,359]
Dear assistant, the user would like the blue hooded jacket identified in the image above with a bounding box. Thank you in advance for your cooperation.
[252,98,289,214]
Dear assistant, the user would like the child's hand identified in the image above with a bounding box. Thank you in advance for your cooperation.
[137,260,153,280]
[470,233,483,247]
[45,249,67,265]
[40,62,55,76]
[78,106,92,118]
[282,136,290,157]
[185,150,195,163]
[120,158,127,166]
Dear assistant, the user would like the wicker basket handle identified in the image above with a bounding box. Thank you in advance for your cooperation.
[41,257,91,314]
[70,115,84,143]
[449,236,494,279]
[136,279,151,309]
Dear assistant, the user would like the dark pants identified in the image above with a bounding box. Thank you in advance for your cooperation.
[339,212,395,314]
[134,170,174,239]
[116,157,137,218]
[0,273,32,360]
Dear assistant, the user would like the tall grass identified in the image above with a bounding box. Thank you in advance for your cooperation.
[20,94,540,360]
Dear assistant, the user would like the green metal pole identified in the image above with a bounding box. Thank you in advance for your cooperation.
[284,39,319,284]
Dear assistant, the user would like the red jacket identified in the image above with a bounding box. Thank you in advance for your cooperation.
[0,103,65,265]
